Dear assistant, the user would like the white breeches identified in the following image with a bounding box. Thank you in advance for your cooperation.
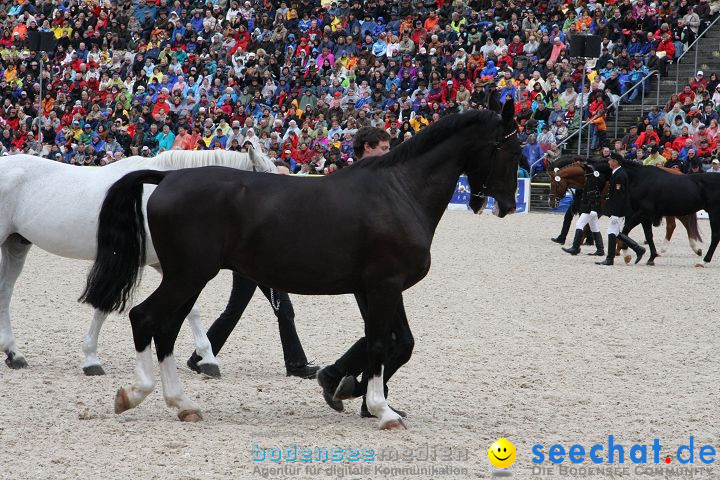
[608,216,625,236]
[576,211,600,232]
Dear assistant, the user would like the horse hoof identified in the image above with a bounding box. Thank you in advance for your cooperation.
[696,250,703,257]
[178,409,203,422]
[380,418,407,430]
[695,263,706,268]
[647,260,655,266]
[623,255,632,264]
[5,353,28,369]
[83,365,106,376]
[333,375,359,401]
[197,363,221,379]
[114,388,131,414]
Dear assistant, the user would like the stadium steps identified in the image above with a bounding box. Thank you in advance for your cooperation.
[530,171,552,212]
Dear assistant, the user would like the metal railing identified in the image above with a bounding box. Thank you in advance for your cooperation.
[528,69,659,174]
[675,14,720,93]
[528,116,591,174]
[613,69,660,139]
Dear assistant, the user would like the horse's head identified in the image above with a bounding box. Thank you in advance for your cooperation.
[466,99,521,217]
[547,159,585,208]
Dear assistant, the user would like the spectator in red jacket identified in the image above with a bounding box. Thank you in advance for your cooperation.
[635,125,660,148]
[656,34,676,76]
[690,71,709,93]
[678,85,696,105]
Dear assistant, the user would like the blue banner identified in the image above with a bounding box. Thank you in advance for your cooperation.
[448,176,530,214]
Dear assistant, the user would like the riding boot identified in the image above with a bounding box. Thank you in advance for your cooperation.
[617,233,646,264]
[551,208,573,244]
[588,232,605,256]
[596,234,616,265]
[561,229,583,255]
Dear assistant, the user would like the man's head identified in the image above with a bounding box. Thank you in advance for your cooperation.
[608,153,622,170]
[353,126,391,159]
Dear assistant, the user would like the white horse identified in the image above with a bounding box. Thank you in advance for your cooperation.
[0,149,276,375]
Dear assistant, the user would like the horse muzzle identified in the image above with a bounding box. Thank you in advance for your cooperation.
[492,201,516,218]
[469,195,489,214]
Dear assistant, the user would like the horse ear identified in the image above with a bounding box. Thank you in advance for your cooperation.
[501,98,515,130]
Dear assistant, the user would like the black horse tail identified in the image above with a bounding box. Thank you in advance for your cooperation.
[79,170,167,313]
[686,212,703,243]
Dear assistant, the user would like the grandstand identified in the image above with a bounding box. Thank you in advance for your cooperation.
[0,0,718,180]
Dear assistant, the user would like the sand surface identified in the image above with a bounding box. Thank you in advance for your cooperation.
[1,212,717,480]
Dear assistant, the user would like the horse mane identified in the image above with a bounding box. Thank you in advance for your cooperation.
[617,158,644,169]
[351,110,501,170]
[106,150,277,172]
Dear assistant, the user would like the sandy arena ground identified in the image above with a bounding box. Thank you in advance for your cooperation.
[1,211,718,480]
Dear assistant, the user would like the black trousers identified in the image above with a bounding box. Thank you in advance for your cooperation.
[200,272,309,369]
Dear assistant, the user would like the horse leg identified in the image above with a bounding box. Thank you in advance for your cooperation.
[152,265,217,377]
[81,310,109,375]
[187,271,257,377]
[185,303,220,378]
[337,296,414,419]
[661,216,676,254]
[0,234,32,369]
[115,275,207,419]
[678,215,703,257]
[157,295,204,422]
[317,292,371,412]
[364,285,405,430]
[641,220,658,265]
[701,211,720,265]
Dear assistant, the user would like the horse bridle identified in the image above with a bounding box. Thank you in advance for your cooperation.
[468,128,518,199]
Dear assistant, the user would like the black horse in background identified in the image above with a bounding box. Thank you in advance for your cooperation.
[594,160,720,266]
[80,104,521,430]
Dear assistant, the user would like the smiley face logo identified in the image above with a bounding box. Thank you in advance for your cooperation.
[488,438,516,468]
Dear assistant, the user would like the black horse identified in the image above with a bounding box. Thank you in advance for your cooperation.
[80,105,521,429]
[594,160,720,265]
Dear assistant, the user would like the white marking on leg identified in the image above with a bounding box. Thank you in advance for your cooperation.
[82,309,107,369]
[689,237,702,255]
[660,237,670,254]
[123,345,156,409]
[159,353,199,412]
[366,365,401,428]
[186,304,217,366]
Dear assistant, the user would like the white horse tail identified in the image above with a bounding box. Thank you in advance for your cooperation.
[80,170,167,313]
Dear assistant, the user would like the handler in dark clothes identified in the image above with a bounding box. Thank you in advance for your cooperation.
[187,159,318,379]
[187,274,319,378]
[596,153,646,266]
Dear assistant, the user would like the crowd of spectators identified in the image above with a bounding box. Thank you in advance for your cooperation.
[610,69,720,173]
[0,0,718,175]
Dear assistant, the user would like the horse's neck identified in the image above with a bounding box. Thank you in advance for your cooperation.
[390,140,467,232]
[562,167,585,188]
